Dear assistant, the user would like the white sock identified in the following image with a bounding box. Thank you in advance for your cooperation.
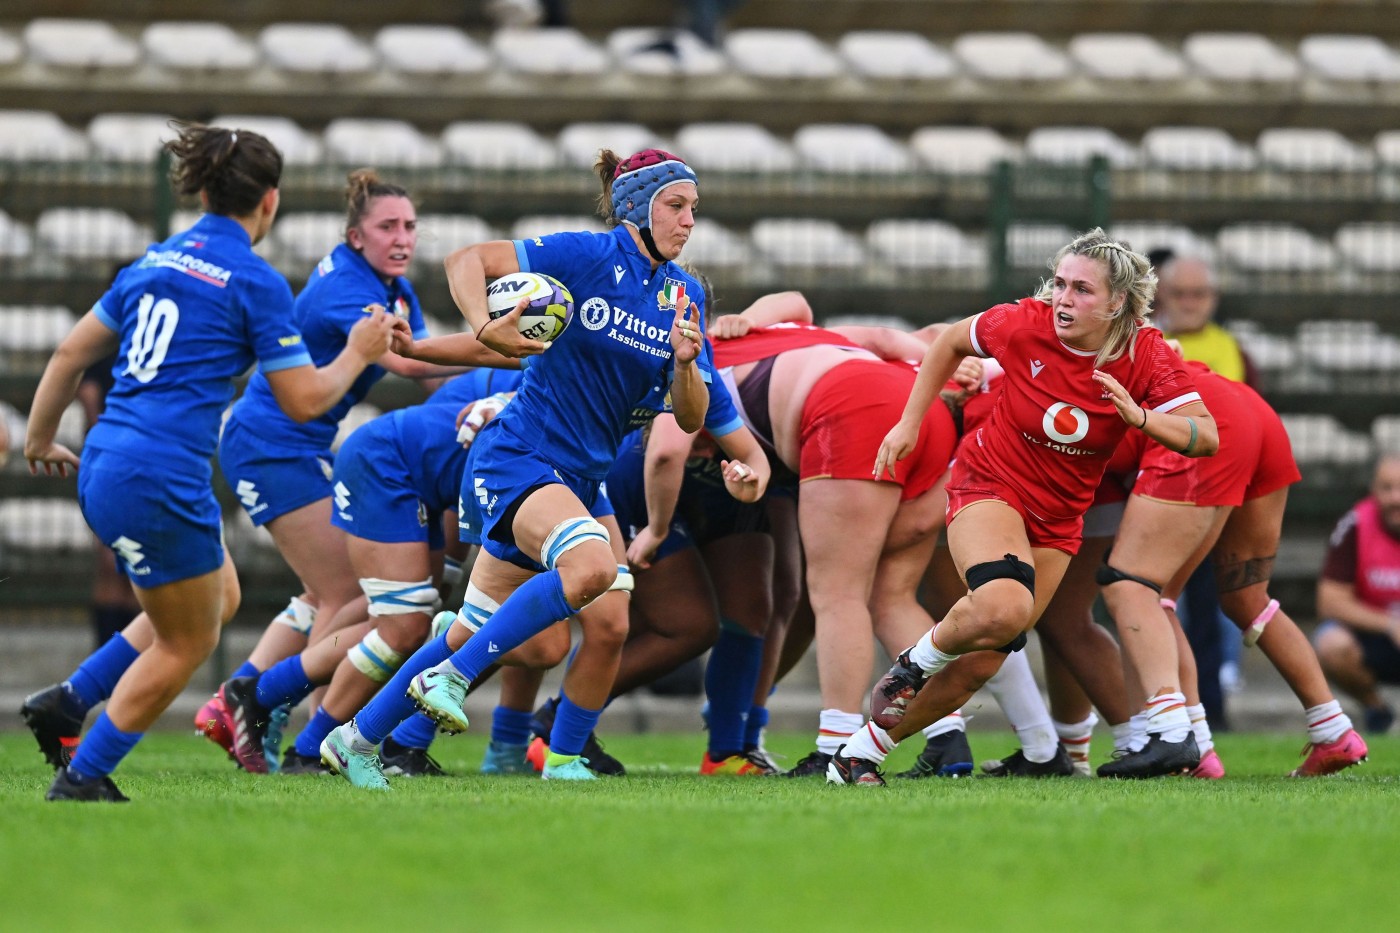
[1186,703,1214,754]
[908,628,959,676]
[842,722,896,765]
[1128,712,1150,752]
[1304,700,1352,745]
[1111,720,1136,754]
[984,650,1057,762]
[922,711,965,740]
[816,709,865,756]
[343,719,376,754]
[1143,691,1191,744]
[1055,713,1098,776]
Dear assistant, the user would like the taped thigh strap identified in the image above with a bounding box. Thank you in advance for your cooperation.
[272,595,316,635]
[456,582,501,633]
[965,553,1036,597]
[608,564,634,594]
[540,517,610,571]
[359,577,442,616]
[348,628,407,683]
[1095,563,1163,594]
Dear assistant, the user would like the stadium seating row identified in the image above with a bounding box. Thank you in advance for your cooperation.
[6,20,1400,86]
[3,209,1399,286]
[4,108,1399,175]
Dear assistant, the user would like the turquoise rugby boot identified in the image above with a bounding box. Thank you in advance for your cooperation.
[480,740,532,775]
[542,754,597,781]
[407,667,471,734]
[320,723,390,791]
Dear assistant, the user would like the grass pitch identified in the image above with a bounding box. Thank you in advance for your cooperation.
[2,730,1395,932]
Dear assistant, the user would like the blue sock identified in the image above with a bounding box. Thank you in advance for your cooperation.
[492,706,534,746]
[744,704,771,750]
[66,633,140,710]
[356,633,453,745]
[549,688,603,757]
[705,623,764,758]
[445,571,575,681]
[254,655,315,710]
[69,711,143,780]
[293,705,343,758]
[232,660,259,680]
[390,713,439,751]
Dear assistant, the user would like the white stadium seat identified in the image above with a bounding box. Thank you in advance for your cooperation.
[35,208,151,261]
[1008,223,1075,267]
[142,22,260,73]
[1280,414,1372,465]
[1182,33,1301,83]
[1067,33,1186,82]
[952,33,1074,82]
[672,123,797,173]
[1109,222,1217,264]
[1371,415,1400,453]
[751,219,866,269]
[1025,126,1138,167]
[866,220,986,271]
[374,25,492,76]
[492,27,609,76]
[87,113,176,162]
[0,110,90,161]
[24,19,140,70]
[0,498,92,552]
[414,215,496,264]
[0,211,34,259]
[323,118,443,168]
[1256,128,1373,172]
[792,124,915,174]
[1299,34,1400,84]
[677,218,751,270]
[1140,127,1258,170]
[0,29,23,68]
[1296,319,1400,371]
[1335,223,1400,273]
[510,215,606,240]
[442,121,562,170]
[259,24,377,75]
[332,403,382,453]
[211,115,323,165]
[1225,320,1299,372]
[269,213,345,267]
[0,306,75,352]
[608,28,727,77]
[1375,130,1400,168]
[724,29,845,80]
[910,126,1018,174]
[1216,223,1336,273]
[556,122,660,168]
[836,31,957,81]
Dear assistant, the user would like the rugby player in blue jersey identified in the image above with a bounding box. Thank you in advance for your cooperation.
[22,123,395,801]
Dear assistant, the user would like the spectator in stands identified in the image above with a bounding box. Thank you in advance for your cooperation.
[1314,452,1400,734]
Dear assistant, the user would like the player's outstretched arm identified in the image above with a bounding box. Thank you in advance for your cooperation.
[1093,371,1220,458]
[714,423,770,504]
[875,317,976,478]
[628,413,692,570]
[265,306,394,422]
[25,311,119,476]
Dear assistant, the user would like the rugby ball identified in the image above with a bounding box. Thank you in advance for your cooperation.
[486,272,574,343]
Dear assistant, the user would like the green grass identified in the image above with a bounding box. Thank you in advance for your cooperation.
[2,730,1396,932]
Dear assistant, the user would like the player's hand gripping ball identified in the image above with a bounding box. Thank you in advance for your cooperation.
[485,272,574,345]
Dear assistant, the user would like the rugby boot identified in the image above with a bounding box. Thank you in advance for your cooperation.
[1097,733,1200,779]
[826,746,887,786]
[896,729,974,778]
[869,649,928,731]
[1290,729,1367,777]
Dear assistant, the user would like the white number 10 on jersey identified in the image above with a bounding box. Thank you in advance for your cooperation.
[123,293,180,384]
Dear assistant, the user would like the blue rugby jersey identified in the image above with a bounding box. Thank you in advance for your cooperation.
[230,242,430,450]
[503,226,739,479]
[85,213,310,472]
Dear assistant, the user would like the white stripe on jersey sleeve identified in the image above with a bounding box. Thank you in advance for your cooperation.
[967,312,988,358]
[1152,391,1202,413]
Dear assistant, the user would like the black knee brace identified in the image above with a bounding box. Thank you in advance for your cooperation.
[996,632,1028,654]
[1095,563,1163,594]
[965,553,1036,596]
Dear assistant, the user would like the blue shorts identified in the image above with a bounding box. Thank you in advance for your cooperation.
[605,436,694,564]
[78,446,224,588]
[460,421,614,571]
[218,416,334,526]
[330,420,446,550]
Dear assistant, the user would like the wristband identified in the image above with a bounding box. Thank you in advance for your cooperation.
[1139,408,1148,429]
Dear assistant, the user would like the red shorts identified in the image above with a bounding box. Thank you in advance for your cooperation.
[1134,392,1300,507]
[799,359,957,502]
[945,447,1084,555]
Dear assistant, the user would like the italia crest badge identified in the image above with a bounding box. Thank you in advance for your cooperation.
[657,278,687,311]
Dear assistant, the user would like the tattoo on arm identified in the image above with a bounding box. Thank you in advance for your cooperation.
[1214,555,1276,593]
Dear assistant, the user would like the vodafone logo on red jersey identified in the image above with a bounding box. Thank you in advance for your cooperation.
[1043,402,1090,444]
